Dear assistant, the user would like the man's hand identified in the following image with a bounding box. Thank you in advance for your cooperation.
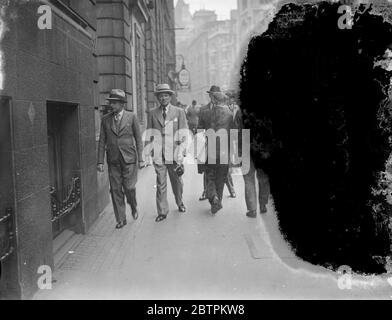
[144,155,152,166]
[97,164,104,173]
[139,161,147,169]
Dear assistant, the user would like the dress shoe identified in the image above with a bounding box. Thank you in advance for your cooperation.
[260,205,267,214]
[246,210,257,218]
[211,197,222,214]
[199,191,207,201]
[178,204,186,213]
[132,210,139,220]
[115,220,127,229]
[155,215,167,222]
[229,191,236,198]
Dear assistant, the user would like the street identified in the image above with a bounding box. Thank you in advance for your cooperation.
[33,163,392,300]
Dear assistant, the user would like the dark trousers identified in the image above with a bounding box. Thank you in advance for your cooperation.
[108,156,138,223]
[203,170,235,195]
[243,160,270,212]
[205,164,230,204]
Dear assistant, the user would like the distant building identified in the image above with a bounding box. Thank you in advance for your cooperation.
[175,0,193,44]
[174,0,276,103]
[175,4,238,105]
[231,0,276,89]
[236,0,276,54]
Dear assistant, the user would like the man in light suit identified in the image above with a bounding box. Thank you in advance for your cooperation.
[97,89,145,229]
[146,84,188,222]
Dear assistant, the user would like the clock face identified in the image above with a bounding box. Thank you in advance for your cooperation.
[178,69,190,87]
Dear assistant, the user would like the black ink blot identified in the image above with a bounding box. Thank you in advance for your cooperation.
[240,1,392,274]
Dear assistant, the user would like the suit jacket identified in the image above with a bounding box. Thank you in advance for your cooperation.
[186,105,199,129]
[97,110,143,165]
[146,104,188,164]
[198,102,235,164]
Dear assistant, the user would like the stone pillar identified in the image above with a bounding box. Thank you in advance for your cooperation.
[97,0,133,110]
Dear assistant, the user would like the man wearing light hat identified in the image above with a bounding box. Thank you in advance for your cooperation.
[146,84,188,222]
[97,89,145,229]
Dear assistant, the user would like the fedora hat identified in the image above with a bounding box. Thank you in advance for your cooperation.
[154,83,175,96]
[106,89,127,103]
[206,85,221,94]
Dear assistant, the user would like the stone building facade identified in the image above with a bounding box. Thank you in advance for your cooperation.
[0,0,176,300]
[0,0,99,299]
[96,0,176,127]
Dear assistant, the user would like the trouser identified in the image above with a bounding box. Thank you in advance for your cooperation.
[225,170,235,195]
[108,156,138,223]
[154,163,184,216]
[203,170,235,195]
[242,159,270,212]
[205,164,230,204]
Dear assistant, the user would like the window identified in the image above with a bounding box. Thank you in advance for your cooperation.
[135,31,144,123]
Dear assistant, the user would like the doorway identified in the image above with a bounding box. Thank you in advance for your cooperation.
[47,101,82,239]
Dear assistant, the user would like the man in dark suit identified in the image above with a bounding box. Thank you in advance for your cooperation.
[146,84,188,222]
[198,85,235,214]
[97,89,144,229]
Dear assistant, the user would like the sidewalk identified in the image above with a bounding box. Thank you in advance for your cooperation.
[33,164,392,300]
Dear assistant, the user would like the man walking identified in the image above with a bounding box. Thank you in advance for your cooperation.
[241,110,271,218]
[199,85,235,214]
[186,100,199,135]
[97,89,144,229]
[146,84,188,222]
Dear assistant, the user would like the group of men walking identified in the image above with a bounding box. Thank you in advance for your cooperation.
[97,84,270,229]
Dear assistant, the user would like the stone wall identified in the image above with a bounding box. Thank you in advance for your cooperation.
[0,0,99,298]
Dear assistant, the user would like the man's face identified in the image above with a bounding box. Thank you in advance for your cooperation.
[209,93,217,105]
[158,93,172,106]
[110,101,124,114]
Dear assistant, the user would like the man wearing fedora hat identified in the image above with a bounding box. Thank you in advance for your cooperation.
[146,84,188,222]
[198,85,236,214]
[97,89,145,229]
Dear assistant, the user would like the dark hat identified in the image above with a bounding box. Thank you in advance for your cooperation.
[154,83,175,96]
[207,85,221,94]
[106,89,127,103]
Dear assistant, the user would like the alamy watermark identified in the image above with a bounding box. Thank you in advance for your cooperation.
[142,125,251,174]
[37,5,52,30]
[37,265,52,290]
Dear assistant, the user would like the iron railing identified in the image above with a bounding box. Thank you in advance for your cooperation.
[50,176,81,222]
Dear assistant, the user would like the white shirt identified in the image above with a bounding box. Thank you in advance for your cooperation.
[114,109,124,122]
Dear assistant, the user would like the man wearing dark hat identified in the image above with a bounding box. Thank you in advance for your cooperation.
[146,84,188,222]
[198,85,236,214]
[97,89,145,229]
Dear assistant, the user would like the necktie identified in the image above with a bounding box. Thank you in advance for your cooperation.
[115,114,121,131]
[162,106,167,120]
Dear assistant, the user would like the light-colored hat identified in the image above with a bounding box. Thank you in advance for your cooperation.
[106,89,127,102]
[154,83,175,96]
